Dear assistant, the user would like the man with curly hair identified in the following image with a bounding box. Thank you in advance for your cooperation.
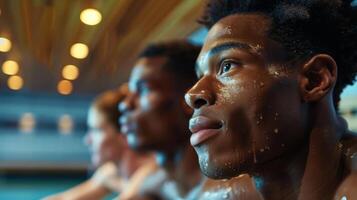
[185,0,357,199]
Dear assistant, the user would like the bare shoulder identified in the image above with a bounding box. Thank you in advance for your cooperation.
[335,172,357,200]
[197,174,263,200]
[341,131,357,172]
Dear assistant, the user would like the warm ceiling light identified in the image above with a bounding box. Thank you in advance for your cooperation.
[80,8,102,26]
[0,37,12,52]
[70,43,89,59]
[62,65,79,80]
[8,75,23,90]
[57,80,73,95]
[2,60,19,75]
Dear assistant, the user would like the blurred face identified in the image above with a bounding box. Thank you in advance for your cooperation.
[185,14,308,179]
[85,107,124,168]
[119,57,189,152]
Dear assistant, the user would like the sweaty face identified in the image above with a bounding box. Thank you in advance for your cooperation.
[185,14,308,179]
[85,107,124,168]
[119,57,189,152]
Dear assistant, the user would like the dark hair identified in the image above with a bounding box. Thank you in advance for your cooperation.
[138,40,201,90]
[200,0,357,108]
[92,84,128,131]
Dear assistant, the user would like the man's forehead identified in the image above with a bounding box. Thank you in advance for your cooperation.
[129,57,169,86]
[203,14,271,50]
[196,14,273,72]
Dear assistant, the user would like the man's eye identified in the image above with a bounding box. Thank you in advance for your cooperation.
[222,62,232,73]
[219,60,241,75]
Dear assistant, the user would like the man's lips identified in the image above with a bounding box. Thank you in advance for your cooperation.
[189,116,223,146]
[119,116,134,135]
[120,124,131,135]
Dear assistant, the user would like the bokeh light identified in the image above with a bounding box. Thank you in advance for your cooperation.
[19,113,36,133]
[2,60,19,75]
[8,75,23,90]
[62,65,79,80]
[0,37,12,52]
[58,114,74,135]
[80,8,102,26]
[70,43,89,59]
[57,80,73,95]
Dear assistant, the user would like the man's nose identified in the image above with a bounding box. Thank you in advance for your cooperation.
[185,76,216,109]
[118,92,135,114]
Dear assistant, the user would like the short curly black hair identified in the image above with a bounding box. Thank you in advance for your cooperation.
[200,0,357,108]
[138,40,201,90]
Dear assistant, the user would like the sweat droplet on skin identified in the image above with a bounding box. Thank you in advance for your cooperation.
[338,143,343,149]
[274,128,279,134]
[223,26,233,35]
[274,112,279,121]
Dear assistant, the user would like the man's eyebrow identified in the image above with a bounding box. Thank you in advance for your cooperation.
[195,42,254,73]
[209,42,253,57]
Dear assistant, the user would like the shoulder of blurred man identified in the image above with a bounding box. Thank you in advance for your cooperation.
[91,162,124,193]
[118,160,160,200]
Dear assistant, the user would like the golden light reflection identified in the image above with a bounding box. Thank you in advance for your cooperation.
[58,114,74,135]
[70,43,89,59]
[2,60,19,75]
[8,75,23,90]
[57,80,73,95]
[62,65,79,80]
[19,113,36,133]
[0,37,11,52]
[80,8,102,26]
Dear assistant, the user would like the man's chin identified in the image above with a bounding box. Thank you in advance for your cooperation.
[127,139,152,152]
[126,133,143,150]
[126,133,160,151]
[199,156,252,179]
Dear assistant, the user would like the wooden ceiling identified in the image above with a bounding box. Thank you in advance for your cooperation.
[0,0,205,95]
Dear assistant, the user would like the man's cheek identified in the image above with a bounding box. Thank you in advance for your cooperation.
[92,135,104,149]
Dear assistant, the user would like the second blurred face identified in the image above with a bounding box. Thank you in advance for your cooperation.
[85,107,124,168]
[119,57,189,152]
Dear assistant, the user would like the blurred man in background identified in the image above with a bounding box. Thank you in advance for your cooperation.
[45,85,155,200]
[119,41,204,200]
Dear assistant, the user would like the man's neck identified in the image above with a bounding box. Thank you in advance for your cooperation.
[156,142,203,197]
[117,150,152,180]
[253,100,345,200]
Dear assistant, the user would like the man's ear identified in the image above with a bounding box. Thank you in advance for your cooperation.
[299,54,337,102]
